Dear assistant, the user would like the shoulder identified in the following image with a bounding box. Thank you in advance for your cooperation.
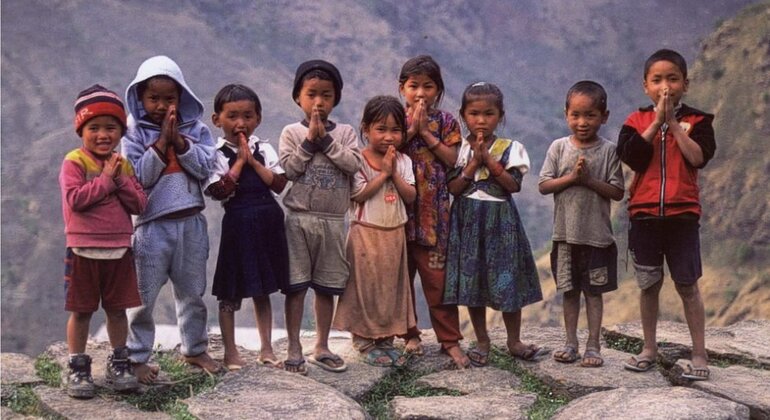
[280,122,306,136]
[680,103,715,122]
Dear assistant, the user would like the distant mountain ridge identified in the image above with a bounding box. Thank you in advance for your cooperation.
[1,0,764,355]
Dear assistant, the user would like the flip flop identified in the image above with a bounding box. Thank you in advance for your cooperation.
[681,362,710,381]
[404,338,424,356]
[467,348,490,367]
[580,349,604,368]
[363,348,393,368]
[308,353,347,372]
[623,355,656,372]
[260,358,284,369]
[510,344,550,361]
[225,364,243,371]
[553,345,580,364]
[284,358,307,376]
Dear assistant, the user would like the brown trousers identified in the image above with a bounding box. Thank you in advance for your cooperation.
[401,243,463,349]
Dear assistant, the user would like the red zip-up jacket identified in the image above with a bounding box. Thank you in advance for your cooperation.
[617,104,716,219]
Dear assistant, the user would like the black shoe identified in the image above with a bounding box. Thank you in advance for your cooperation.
[106,346,138,391]
[66,354,94,399]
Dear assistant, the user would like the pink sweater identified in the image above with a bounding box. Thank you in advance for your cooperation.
[59,148,147,248]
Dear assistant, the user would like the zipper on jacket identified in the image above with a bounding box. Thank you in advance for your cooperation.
[659,123,667,216]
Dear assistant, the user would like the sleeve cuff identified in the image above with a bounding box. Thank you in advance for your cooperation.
[317,134,333,152]
[301,139,320,154]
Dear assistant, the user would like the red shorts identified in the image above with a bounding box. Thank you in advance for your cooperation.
[64,248,142,313]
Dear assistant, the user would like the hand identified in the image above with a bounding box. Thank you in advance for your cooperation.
[381,145,396,176]
[663,89,677,125]
[573,155,589,184]
[417,99,431,138]
[655,88,668,125]
[103,153,121,178]
[236,133,251,162]
[406,104,418,140]
[470,132,485,165]
[308,107,326,141]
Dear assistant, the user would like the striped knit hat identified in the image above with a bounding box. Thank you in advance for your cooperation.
[74,84,127,135]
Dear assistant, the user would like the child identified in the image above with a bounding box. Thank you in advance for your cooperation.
[444,82,544,367]
[59,85,147,397]
[539,81,624,368]
[204,84,289,371]
[121,55,219,382]
[332,96,417,367]
[398,55,469,369]
[278,59,363,374]
[618,49,716,380]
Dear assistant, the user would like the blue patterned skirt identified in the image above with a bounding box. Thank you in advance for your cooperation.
[443,196,542,312]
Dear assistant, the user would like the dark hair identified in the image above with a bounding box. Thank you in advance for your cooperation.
[136,75,181,99]
[565,80,608,113]
[398,55,445,105]
[213,84,262,115]
[459,82,505,118]
[360,95,406,142]
[302,69,334,85]
[644,49,688,80]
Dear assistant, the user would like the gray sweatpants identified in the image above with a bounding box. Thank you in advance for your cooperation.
[127,213,209,363]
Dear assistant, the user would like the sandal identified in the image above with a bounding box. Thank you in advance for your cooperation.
[467,348,490,367]
[308,353,347,372]
[681,362,710,381]
[404,337,424,356]
[553,345,580,364]
[363,348,393,367]
[580,348,604,368]
[284,358,307,376]
[382,348,409,368]
[623,355,656,372]
[509,344,549,361]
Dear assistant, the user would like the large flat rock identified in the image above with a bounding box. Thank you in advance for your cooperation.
[604,320,770,367]
[667,359,770,419]
[415,367,522,395]
[0,406,37,419]
[272,333,391,401]
[34,385,170,420]
[1,353,42,386]
[389,393,536,420]
[486,326,669,399]
[552,387,750,420]
[184,364,366,419]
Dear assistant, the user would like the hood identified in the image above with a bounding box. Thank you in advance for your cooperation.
[125,55,204,126]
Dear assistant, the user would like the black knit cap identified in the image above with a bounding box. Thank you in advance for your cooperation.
[292,59,343,106]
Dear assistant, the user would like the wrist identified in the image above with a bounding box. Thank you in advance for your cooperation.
[489,161,505,177]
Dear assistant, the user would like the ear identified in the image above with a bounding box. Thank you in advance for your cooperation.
[643,78,649,96]
[255,114,262,127]
[211,112,220,127]
[601,110,610,124]
[683,78,690,93]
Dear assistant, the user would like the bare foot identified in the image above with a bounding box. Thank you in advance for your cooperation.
[445,345,470,369]
[224,352,245,371]
[133,363,159,384]
[259,348,283,368]
[508,340,548,361]
[404,337,424,356]
[184,352,223,374]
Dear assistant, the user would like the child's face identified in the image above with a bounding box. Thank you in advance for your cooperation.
[399,74,439,108]
[141,78,180,124]
[296,77,335,121]
[644,60,688,107]
[81,116,122,159]
[212,100,261,144]
[461,97,501,139]
[565,93,608,144]
[364,114,403,154]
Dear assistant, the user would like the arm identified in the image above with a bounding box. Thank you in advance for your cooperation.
[278,125,316,180]
[670,112,715,168]
[318,126,363,176]
[174,123,216,181]
[114,172,148,215]
[582,177,624,201]
[121,126,168,189]
[617,122,653,172]
[484,154,521,194]
[538,142,579,195]
[448,138,483,196]
[59,159,117,212]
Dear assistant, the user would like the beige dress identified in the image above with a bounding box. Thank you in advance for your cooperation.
[332,153,417,340]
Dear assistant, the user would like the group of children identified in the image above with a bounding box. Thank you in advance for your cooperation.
[59,48,715,398]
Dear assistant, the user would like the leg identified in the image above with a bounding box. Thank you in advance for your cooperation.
[466,306,489,367]
[254,296,281,367]
[554,289,581,362]
[581,291,604,367]
[675,282,708,370]
[67,312,93,354]
[401,250,423,353]
[504,310,545,360]
[639,279,663,360]
[218,302,244,369]
[310,292,346,370]
[284,288,307,372]
[104,309,128,349]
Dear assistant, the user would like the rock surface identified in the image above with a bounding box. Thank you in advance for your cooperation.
[552,387,750,420]
[604,320,770,367]
[389,393,536,420]
[0,406,36,419]
[184,364,366,420]
[668,359,770,420]
[1,353,41,387]
[34,385,171,420]
[415,367,523,395]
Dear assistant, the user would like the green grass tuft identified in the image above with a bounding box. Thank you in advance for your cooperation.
[488,347,568,420]
[35,354,63,387]
[603,335,643,354]
[1,385,41,416]
[362,367,462,420]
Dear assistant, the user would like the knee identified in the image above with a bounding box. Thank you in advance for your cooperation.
[70,312,93,322]
[675,282,700,300]
[105,310,127,322]
[641,280,664,296]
